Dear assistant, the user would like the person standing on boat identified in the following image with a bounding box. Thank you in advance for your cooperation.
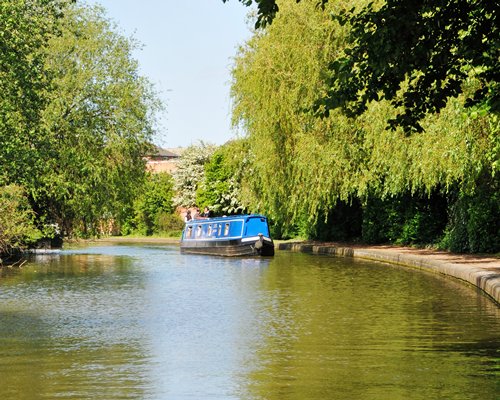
[184,209,192,222]
[192,207,200,220]
[202,207,213,218]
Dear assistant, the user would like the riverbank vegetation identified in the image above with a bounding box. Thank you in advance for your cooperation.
[224,0,498,253]
[123,172,184,237]
[0,0,160,257]
[0,185,41,261]
[1,0,498,256]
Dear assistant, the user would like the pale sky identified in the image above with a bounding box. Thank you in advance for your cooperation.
[86,0,254,148]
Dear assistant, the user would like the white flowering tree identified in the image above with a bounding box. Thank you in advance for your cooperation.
[196,140,248,215]
[173,142,217,207]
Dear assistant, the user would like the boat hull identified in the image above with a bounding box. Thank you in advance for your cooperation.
[180,237,274,257]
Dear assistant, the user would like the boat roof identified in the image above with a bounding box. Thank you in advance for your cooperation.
[185,214,268,225]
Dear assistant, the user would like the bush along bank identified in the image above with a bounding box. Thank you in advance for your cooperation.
[0,185,39,265]
[0,185,63,266]
[278,179,499,254]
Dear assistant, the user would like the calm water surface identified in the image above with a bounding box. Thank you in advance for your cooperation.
[0,243,498,399]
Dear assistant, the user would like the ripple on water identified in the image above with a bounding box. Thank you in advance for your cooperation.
[0,245,498,400]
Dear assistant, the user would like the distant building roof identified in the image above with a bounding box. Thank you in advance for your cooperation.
[145,146,184,174]
[148,145,180,158]
[164,147,185,156]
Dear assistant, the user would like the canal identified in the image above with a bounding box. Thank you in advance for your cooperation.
[0,243,498,399]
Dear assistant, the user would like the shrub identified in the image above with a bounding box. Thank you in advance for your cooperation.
[362,192,448,246]
[156,212,184,235]
[440,176,499,253]
[124,173,176,236]
[0,185,41,256]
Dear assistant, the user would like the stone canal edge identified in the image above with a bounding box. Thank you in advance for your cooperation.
[277,241,500,306]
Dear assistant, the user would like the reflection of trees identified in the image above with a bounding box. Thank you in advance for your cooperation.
[0,311,150,399]
[1,247,498,399]
[0,253,151,399]
[243,252,500,400]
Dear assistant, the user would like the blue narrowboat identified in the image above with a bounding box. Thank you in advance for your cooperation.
[180,214,274,256]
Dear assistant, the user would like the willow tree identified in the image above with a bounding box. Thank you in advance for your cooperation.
[38,4,161,236]
[231,0,368,236]
[228,0,499,133]
[231,0,496,248]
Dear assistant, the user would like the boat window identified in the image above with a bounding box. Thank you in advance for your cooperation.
[208,225,212,236]
[212,224,218,236]
[196,225,202,238]
[186,226,193,238]
[224,223,230,236]
[245,216,270,237]
[218,224,222,236]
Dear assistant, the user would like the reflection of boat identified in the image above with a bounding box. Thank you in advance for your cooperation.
[180,214,274,256]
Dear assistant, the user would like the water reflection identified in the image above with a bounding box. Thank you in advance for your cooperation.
[0,250,152,399]
[0,245,498,399]
[243,253,499,400]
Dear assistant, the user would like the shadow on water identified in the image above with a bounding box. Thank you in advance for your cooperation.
[0,244,498,399]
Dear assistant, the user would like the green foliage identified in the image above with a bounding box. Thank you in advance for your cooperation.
[37,3,160,237]
[0,0,70,187]
[156,212,184,236]
[196,152,227,210]
[486,115,499,177]
[230,0,497,251]
[232,0,349,236]
[196,140,248,215]
[440,176,500,253]
[0,185,41,255]
[0,2,161,241]
[126,173,175,236]
[173,142,216,207]
[362,193,448,246]
[231,0,499,132]
[323,0,499,132]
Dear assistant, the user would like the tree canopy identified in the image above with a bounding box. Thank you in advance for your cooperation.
[0,0,69,187]
[228,0,499,132]
[230,0,498,251]
[0,1,161,239]
[173,142,217,208]
[37,4,161,236]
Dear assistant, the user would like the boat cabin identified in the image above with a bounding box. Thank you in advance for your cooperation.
[180,214,274,257]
